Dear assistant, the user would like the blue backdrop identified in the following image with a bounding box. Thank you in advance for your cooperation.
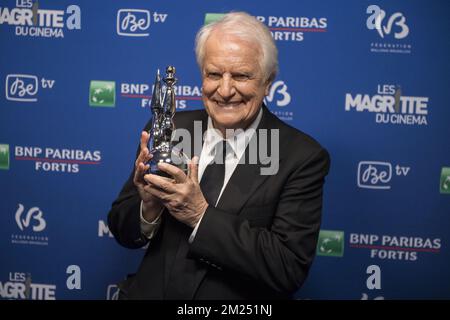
[1,0,449,300]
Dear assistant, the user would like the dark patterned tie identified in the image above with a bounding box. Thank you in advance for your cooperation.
[200,140,227,207]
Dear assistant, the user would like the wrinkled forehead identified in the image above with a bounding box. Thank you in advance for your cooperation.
[205,29,263,56]
[203,33,263,72]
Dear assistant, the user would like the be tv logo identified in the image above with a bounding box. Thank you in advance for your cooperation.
[5,74,55,102]
[117,9,168,37]
[357,161,410,190]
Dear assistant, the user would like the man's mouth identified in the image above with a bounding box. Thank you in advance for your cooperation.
[215,100,243,108]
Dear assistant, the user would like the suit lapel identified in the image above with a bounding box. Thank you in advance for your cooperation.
[216,155,272,214]
[218,105,281,214]
[187,159,273,299]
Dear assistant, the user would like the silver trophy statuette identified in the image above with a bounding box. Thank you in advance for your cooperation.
[147,66,188,177]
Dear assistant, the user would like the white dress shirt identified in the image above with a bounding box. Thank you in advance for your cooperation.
[140,108,263,241]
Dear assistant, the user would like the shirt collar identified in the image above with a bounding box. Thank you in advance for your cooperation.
[203,107,263,159]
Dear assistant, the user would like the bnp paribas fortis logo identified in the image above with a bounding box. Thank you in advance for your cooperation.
[317,230,344,257]
[0,144,10,170]
[440,167,450,194]
[89,81,115,107]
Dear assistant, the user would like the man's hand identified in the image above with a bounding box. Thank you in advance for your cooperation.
[133,131,164,221]
[143,157,208,228]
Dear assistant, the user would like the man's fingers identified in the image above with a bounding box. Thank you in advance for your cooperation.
[134,163,149,183]
[134,145,153,182]
[144,184,171,202]
[189,156,200,184]
[135,131,151,166]
[138,150,152,166]
[144,174,177,193]
[138,162,150,175]
[140,131,150,151]
[135,148,145,167]
[135,152,151,174]
[157,163,187,183]
[133,131,154,185]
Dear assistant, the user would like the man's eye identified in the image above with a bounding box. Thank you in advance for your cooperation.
[233,74,250,81]
[207,73,221,80]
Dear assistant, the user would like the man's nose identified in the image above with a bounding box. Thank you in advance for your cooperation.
[217,75,235,99]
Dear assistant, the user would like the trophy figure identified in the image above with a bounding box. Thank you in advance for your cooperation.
[147,66,188,177]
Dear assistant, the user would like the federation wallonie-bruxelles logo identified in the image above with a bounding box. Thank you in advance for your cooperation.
[12,203,49,246]
[0,144,10,170]
[440,167,450,194]
[316,230,345,257]
[89,81,116,107]
[366,5,411,54]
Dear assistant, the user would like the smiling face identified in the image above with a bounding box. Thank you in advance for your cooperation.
[201,32,271,135]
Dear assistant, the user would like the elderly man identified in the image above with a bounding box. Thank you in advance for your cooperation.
[108,12,330,299]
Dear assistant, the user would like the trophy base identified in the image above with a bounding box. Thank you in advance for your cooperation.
[147,148,189,178]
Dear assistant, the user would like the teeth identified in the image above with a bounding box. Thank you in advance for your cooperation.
[217,101,240,107]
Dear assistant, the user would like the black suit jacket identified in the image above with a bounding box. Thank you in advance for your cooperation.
[108,105,330,299]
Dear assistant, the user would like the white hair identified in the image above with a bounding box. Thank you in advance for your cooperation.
[195,12,278,82]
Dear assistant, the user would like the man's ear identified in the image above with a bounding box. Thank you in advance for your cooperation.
[264,79,272,96]
[264,72,276,96]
